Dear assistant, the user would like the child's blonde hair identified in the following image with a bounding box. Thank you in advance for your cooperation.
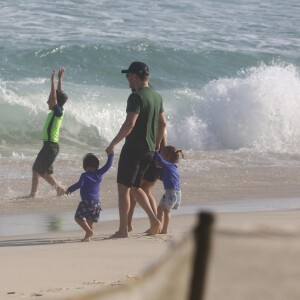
[162,146,184,163]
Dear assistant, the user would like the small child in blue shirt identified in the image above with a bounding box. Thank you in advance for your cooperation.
[154,146,184,234]
[66,152,114,242]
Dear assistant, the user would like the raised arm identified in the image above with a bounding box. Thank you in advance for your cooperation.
[57,67,65,92]
[48,69,58,107]
[98,153,114,174]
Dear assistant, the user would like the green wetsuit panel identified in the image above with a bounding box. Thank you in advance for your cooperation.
[42,110,64,143]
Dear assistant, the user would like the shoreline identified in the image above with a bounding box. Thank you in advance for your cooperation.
[2,197,300,237]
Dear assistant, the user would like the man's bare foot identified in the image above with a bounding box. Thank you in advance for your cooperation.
[25,193,37,198]
[160,229,168,234]
[56,187,65,196]
[81,230,93,242]
[128,225,133,232]
[145,226,162,235]
[110,231,128,238]
[147,220,161,236]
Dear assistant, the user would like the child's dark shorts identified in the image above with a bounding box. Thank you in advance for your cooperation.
[75,201,101,223]
[32,141,59,175]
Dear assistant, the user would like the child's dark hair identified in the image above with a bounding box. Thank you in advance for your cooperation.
[83,153,99,170]
[163,146,185,163]
[56,90,68,107]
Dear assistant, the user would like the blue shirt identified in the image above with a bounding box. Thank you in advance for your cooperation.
[67,153,114,203]
[153,151,180,190]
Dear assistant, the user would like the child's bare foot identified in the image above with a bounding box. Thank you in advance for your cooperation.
[81,230,93,242]
[56,187,65,196]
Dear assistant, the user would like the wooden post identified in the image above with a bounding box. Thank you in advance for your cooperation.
[189,211,215,300]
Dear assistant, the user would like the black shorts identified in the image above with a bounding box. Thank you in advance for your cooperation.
[117,147,154,188]
[32,142,59,175]
[143,160,162,182]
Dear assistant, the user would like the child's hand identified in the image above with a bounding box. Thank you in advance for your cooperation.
[51,69,56,81]
[106,145,114,155]
[65,189,70,195]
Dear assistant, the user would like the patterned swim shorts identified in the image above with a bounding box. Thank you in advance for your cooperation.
[75,201,101,223]
[159,189,181,211]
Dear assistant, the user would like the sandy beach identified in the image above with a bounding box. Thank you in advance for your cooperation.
[2,208,300,300]
[0,213,197,299]
[1,158,300,299]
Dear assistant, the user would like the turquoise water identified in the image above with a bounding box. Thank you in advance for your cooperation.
[1,0,300,153]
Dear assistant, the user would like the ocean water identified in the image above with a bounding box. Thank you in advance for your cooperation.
[1,0,300,202]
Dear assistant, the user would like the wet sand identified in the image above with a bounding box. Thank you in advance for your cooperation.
[1,151,300,299]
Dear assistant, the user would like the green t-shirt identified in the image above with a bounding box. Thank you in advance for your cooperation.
[124,87,164,151]
[42,108,64,143]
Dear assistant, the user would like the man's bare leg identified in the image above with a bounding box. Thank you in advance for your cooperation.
[112,183,130,238]
[129,180,157,233]
[75,217,93,242]
[141,179,157,215]
[128,192,136,232]
[131,187,160,235]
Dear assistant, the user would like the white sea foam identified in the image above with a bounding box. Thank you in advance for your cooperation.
[165,63,300,152]
[1,63,300,154]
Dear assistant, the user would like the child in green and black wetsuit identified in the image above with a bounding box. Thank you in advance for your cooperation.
[28,68,68,198]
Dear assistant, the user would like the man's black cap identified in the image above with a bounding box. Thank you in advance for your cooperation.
[121,61,149,75]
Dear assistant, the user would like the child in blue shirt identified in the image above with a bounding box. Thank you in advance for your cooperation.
[66,152,114,242]
[154,146,184,234]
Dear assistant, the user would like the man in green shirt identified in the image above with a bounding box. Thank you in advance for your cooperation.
[28,68,68,198]
[106,62,167,238]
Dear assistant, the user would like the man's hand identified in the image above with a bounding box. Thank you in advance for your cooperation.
[106,144,115,155]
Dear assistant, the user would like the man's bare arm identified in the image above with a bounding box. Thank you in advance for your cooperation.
[106,112,138,154]
[156,112,167,150]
